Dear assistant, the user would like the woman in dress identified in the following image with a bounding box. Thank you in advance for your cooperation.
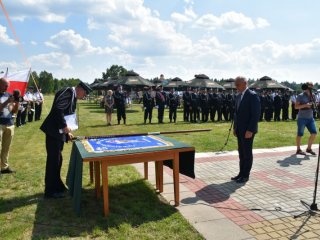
[104,90,114,126]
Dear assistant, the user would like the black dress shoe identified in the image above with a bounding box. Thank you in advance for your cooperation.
[44,192,66,199]
[1,168,16,174]
[236,177,249,183]
[231,175,241,181]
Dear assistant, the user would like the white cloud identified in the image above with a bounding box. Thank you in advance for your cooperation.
[256,18,270,28]
[194,11,269,31]
[29,52,72,69]
[30,41,37,46]
[171,12,192,23]
[0,61,19,69]
[45,29,131,59]
[0,25,17,46]
[39,13,66,23]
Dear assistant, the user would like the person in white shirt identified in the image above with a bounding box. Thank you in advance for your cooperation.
[24,86,36,122]
[34,88,44,121]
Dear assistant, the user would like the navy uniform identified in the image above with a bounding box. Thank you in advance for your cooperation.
[209,91,218,121]
[40,82,92,198]
[143,87,154,124]
[199,89,209,122]
[114,85,127,125]
[226,92,235,121]
[183,88,191,121]
[273,92,282,121]
[259,92,266,121]
[155,85,167,123]
[264,92,274,121]
[168,89,179,123]
[190,89,200,123]
[217,91,224,121]
[282,91,290,120]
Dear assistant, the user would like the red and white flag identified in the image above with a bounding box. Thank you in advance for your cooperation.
[6,68,31,96]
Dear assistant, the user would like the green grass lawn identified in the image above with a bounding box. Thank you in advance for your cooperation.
[0,95,317,239]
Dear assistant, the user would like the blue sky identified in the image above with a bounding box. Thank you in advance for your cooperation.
[0,0,319,83]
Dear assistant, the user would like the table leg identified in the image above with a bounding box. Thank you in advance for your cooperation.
[155,161,159,191]
[144,162,148,180]
[173,153,180,206]
[94,161,101,199]
[101,161,109,216]
[159,161,163,193]
[89,162,94,184]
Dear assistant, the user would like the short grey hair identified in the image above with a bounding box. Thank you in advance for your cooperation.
[235,76,247,83]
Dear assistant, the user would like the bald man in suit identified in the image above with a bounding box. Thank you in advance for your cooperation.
[232,76,261,183]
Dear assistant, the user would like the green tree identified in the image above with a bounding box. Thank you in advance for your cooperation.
[39,71,54,94]
[102,65,127,80]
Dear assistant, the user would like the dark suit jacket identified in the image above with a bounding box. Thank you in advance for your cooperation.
[234,89,261,136]
[40,87,76,142]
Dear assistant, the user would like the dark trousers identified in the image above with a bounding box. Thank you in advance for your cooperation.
[217,107,223,121]
[183,104,190,121]
[21,109,27,124]
[28,111,34,122]
[222,106,229,121]
[169,107,177,122]
[45,134,66,195]
[144,107,153,123]
[35,103,42,121]
[237,134,255,178]
[117,105,126,123]
[210,106,217,121]
[291,104,298,120]
[190,107,200,122]
[282,106,289,120]
[274,108,281,121]
[16,110,22,127]
[259,108,265,121]
[201,107,209,122]
[265,108,273,121]
[158,105,165,123]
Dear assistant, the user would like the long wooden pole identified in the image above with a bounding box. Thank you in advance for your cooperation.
[72,129,211,141]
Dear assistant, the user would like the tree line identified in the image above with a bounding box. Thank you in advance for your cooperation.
[28,71,81,94]
[31,65,318,94]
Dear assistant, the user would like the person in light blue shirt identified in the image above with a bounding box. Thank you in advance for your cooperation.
[295,82,317,155]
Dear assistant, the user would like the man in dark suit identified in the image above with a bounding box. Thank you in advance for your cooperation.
[232,76,261,183]
[114,85,127,125]
[143,86,154,124]
[155,85,167,123]
[40,81,92,198]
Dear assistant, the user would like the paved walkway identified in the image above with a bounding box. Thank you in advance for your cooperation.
[134,145,320,240]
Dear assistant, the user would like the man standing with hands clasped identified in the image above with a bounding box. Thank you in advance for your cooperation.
[40,81,92,198]
[232,76,261,183]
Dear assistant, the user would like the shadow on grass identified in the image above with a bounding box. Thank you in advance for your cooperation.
[24,179,177,239]
[277,154,311,167]
[181,180,244,205]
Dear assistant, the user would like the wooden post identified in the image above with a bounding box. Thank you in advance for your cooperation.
[144,162,148,180]
[173,152,180,206]
[89,162,94,184]
[101,161,109,216]
[94,161,101,199]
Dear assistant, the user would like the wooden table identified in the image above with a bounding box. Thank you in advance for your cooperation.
[88,147,194,216]
[67,135,195,217]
